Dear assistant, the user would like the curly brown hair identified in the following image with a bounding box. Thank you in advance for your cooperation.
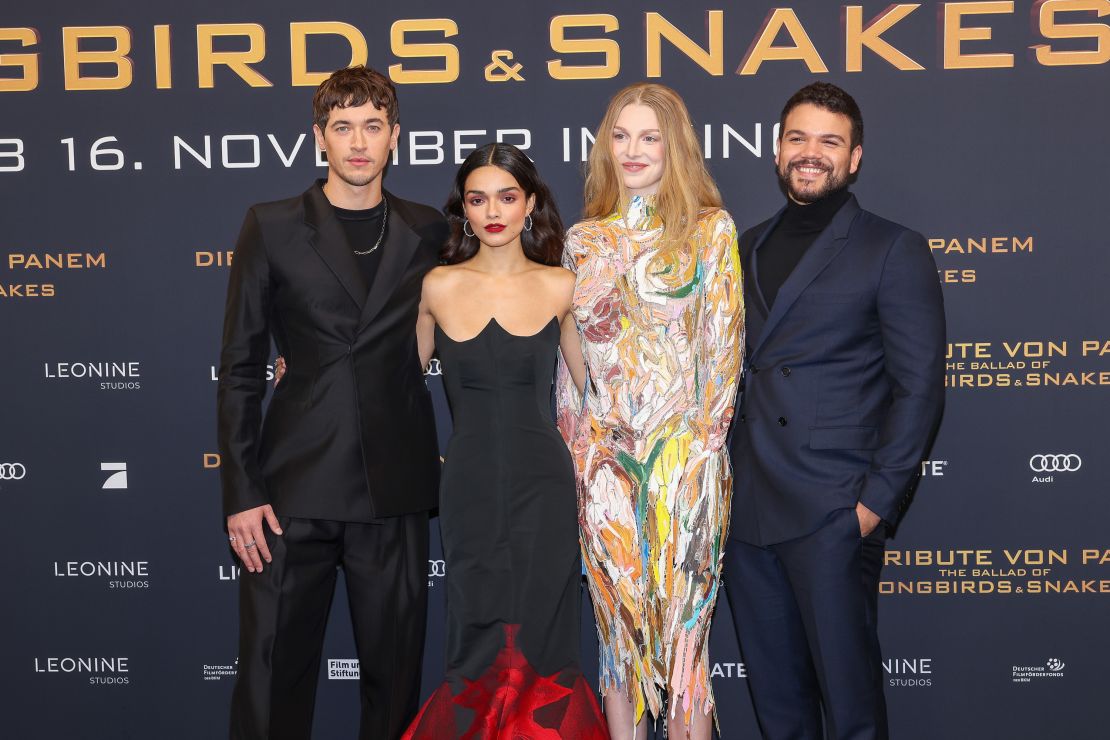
[312,65,399,129]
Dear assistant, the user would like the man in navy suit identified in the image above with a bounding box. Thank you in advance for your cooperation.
[724,82,946,740]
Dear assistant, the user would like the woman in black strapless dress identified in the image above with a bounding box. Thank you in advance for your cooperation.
[403,143,606,739]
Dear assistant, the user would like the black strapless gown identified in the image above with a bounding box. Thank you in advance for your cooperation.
[403,318,607,739]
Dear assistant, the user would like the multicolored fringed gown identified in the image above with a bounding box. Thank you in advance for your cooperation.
[556,195,745,729]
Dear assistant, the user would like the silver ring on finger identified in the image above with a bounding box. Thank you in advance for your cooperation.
[244,540,257,549]
[228,535,237,543]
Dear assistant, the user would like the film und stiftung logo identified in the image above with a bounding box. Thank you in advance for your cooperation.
[328,659,359,680]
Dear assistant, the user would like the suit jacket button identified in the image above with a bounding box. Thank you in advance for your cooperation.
[750,364,760,374]
[780,366,791,377]
[778,416,788,426]
[738,414,746,423]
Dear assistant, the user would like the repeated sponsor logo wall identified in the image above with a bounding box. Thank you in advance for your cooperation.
[3,2,1108,739]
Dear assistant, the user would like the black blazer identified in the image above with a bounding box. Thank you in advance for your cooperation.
[217,181,446,521]
[729,195,946,546]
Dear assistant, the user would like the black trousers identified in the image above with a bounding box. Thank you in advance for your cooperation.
[723,507,888,740]
[229,513,429,740]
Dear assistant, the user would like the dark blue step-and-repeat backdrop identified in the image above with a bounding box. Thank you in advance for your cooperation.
[2,2,1108,738]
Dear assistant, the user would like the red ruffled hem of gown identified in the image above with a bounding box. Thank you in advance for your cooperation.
[402,625,609,739]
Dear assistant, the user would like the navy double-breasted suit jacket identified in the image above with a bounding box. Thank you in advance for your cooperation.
[729,194,946,546]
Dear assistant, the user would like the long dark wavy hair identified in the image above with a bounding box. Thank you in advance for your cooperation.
[441,143,564,266]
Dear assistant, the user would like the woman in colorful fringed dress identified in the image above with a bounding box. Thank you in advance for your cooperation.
[556,83,745,739]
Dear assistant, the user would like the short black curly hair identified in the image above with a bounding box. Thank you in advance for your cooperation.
[779,82,863,149]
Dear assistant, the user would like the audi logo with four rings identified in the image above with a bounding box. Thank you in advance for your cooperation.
[428,559,447,578]
[1029,454,1082,473]
[0,463,27,480]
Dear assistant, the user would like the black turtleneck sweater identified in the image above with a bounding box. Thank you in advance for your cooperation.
[333,200,386,292]
[758,188,851,309]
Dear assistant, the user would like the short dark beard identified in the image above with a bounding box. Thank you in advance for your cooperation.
[777,157,847,204]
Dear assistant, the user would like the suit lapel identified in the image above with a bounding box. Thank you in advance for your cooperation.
[740,210,784,351]
[748,208,785,321]
[303,182,368,310]
[357,191,422,331]
[752,195,861,355]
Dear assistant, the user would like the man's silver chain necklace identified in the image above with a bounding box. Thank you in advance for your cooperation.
[353,197,388,255]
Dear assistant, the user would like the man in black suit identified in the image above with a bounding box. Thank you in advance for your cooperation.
[217,66,446,740]
[724,83,946,739]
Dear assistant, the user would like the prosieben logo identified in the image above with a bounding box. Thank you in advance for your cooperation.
[101,462,127,490]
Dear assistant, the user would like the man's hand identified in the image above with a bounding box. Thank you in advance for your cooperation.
[273,357,286,386]
[227,504,283,573]
[855,501,882,538]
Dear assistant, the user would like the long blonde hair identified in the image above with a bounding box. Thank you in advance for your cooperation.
[583,82,722,249]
